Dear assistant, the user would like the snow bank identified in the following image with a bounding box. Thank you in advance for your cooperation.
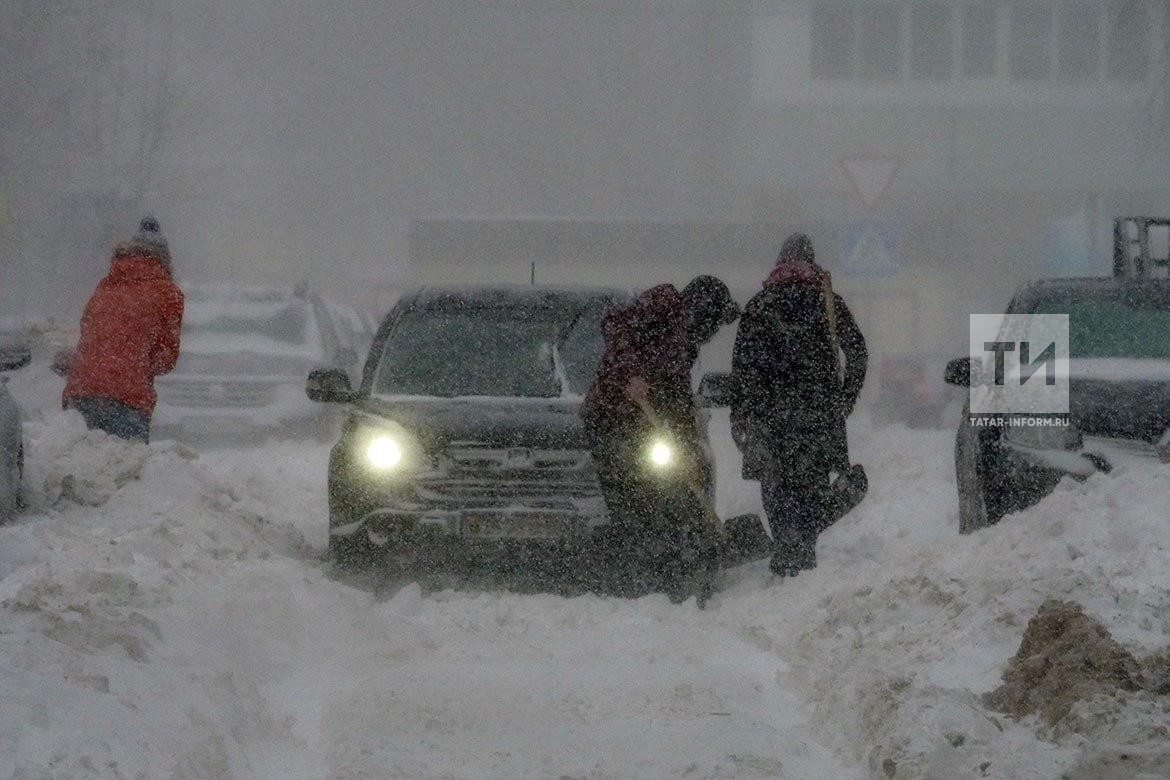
[1,415,1168,778]
[715,428,1170,778]
[0,413,317,777]
[0,412,856,778]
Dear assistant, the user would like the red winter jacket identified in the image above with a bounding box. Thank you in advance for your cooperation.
[63,249,184,414]
[581,284,694,438]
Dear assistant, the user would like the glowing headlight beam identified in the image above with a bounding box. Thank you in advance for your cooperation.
[365,435,404,470]
[648,439,674,468]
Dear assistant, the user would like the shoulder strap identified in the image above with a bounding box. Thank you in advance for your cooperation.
[822,271,843,380]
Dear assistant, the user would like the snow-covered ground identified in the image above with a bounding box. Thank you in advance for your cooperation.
[2,366,1169,778]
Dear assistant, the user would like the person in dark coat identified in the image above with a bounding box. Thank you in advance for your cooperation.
[62,216,184,443]
[730,234,867,576]
[582,276,739,599]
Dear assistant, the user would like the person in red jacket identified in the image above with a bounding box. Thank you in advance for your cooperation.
[582,276,739,600]
[62,216,184,443]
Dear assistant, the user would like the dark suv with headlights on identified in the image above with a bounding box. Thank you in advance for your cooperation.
[945,278,1170,533]
[308,285,667,567]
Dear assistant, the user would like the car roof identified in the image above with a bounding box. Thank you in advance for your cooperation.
[183,284,308,304]
[1018,276,1170,295]
[405,284,629,310]
[1010,276,1170,314]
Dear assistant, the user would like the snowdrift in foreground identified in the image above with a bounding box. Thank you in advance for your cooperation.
[1,414,1167,778]
[771,428,1170,778]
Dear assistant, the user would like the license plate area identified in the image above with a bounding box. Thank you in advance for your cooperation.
[461,514,573,540]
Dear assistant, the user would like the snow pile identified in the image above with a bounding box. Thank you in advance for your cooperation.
[0,412,857,778]
[22,411,194,508]
[0,414,316,777]
[1,415,1168,778]
[981,599,1170,779]
[985,599,1147,726]
[751,430,1170,778]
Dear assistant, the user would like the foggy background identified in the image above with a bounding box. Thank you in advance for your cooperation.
[2,0,1169,361]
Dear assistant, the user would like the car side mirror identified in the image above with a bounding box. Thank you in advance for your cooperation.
[306,368,358,403]
[944,357,976,387]
[0,346,31,372]
[697,372,738,408]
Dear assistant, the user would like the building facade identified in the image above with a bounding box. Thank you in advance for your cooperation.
[410,0,1170,357]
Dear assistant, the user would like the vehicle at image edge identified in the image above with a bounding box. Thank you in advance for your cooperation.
[0,328,32,519]
[945,277,1170,534]
[154,284,371,442]
[306,285,758,571]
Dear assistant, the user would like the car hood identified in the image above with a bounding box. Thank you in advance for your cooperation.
[1069,359,1170,442]
[163,351,322,380]
[355,396,588,450]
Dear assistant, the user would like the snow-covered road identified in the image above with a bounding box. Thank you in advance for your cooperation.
[2,398,1169,778]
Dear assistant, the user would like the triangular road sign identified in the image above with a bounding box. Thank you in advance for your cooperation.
[840,156,901,211]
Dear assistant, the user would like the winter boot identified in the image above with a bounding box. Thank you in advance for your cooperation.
[769,552,802,578]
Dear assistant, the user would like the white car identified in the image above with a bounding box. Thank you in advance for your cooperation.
[153,285,370,443]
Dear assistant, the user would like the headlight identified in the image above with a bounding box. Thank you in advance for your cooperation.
[1004,417,1081,451]
[646,438,675,469]
[352,419,422,473]
[365,435,404,470]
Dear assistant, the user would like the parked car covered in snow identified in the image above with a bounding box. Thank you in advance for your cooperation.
[0,330,32,519]
[946,278,1170,533]
[154,285,370,442]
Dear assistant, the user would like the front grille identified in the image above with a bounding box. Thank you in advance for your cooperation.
[160,380,277,408]
[415,446,603,510]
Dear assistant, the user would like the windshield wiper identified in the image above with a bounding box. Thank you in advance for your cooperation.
[555,308,585,344]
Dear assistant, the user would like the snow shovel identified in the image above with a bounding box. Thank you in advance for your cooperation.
[719,513,772,568]
[820,463,868,533]
[630,392,723,609]
[820,270,868,530]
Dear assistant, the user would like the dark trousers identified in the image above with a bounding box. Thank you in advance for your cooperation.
[67,397,151,443]
[589,431,716,597]
[761,460,829,572]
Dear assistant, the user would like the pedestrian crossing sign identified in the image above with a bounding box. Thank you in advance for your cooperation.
[841,222,901,278]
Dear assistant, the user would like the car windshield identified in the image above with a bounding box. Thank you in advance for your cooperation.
[373,303,607,398]
[182,295,321,355]
[1030,290,1170,360]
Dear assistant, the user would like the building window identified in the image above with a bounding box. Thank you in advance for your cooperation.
[1107,0,1150,81]
[811,4,854,79]
[961,3,997,78]
[802,1,1152,87]
[1010,3,1053,80]
[859,4,902,80]
[911,3,954,80]
[1057,1,1100,81]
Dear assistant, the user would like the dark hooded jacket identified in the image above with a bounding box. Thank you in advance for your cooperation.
[581,284,697,441]
[730,259,866,477]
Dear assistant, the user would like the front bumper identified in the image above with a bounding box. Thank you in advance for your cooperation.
[1001,442,1101,479]
[329,455,612,549]
[331,502,611,547]
[1004,434,1168,478]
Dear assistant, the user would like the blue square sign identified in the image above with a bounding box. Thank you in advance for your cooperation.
[841,222,901,278]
